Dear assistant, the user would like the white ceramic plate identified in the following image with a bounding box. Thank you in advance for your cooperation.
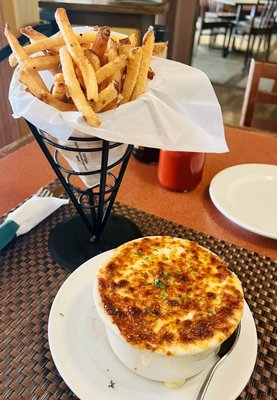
[48,252,257,400]
[209,164,277,239]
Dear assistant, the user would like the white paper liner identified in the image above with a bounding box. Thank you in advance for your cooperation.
[43,131,128,187]
[9,62,227,152]
[8,27,228,187]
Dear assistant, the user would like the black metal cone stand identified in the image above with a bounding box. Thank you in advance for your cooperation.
[26,121,141,271]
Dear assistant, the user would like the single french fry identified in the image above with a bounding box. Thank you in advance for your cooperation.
[121,47,142,104]
[53,72,66,85]
[76,31,98,43]
[20,26,60,54]
[81,42,92,50]
[9,30,98,67]
[100,52,108,66]
[18,67,76,111]
[59,46,100,127]
[84,49,101,71]
[100,97,119,112]
[5,24,49,91]
[92,26,110,58]
[5,24,29,64]
[52,73,69,101]
[107,38,118,62]
[42,91,77,111]
[107,38,121,88]
[131,30,154,100]
[55,8,98,102]
[129,33,138,47]
[118,37,132,57]
[21,54,60,71]
[74,65,85,89]
[20,26,47,42]
[93,80,119,112]
[96,55,126,85]
[98,77,111,92]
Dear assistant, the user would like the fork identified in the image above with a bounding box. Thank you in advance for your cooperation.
[35,187,53,198]
[0,187,52,251]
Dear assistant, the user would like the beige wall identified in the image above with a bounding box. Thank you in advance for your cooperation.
[0,1,39,148]
[2,0,39,33]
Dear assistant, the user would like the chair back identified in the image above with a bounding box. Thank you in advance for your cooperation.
[251,0,277,30]
[240,58,277,130]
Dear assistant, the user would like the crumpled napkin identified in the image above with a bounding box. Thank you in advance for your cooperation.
[0,195,69,251]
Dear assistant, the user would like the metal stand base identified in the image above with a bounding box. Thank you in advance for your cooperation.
[48,213,141,271]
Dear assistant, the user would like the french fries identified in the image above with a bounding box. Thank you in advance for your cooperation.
[93,81,119,113]
[131,30,154,100]
[59,46,100,126]
[55,8,98,102]
[92,26,110,58]
[118,37,132,57]
[5,24,49,92]
[20,26,60,55]
[21,54,60,71]
[5,7,156,128]
[52,73,69,102]
[18,67,76,111]
[121,47,142,104]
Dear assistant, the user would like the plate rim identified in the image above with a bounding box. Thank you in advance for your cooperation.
[48,252,258,400]
[209,163,277,239]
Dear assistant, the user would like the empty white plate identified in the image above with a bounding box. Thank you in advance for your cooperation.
[209,164,277,239]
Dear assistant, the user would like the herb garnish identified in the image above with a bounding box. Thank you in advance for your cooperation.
[162,292,168,301]
[154,278,166,290]
[145,305,150,313]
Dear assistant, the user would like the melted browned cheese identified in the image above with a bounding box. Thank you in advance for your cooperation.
[97,237,244,355]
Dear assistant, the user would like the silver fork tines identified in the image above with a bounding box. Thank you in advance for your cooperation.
[35,187,53,198]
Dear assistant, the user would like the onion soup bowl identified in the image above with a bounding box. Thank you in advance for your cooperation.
[93,236,244,386]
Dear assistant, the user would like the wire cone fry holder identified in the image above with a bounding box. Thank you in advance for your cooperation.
[26,120,141,270]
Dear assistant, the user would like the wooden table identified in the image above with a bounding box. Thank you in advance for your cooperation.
[1,125,276,259]
[214,0,264,5]
[38,0,169,38]
[214,0,266,21]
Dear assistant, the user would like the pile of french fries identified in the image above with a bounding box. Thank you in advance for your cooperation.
[5,7,156,127]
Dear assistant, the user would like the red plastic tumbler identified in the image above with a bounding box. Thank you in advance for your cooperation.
[158,151,206,192]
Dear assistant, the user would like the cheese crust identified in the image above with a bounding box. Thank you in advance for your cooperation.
[97,236,244,355]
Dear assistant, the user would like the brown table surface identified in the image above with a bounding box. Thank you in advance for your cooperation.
[1,125,276,259]
[0,124,276,399]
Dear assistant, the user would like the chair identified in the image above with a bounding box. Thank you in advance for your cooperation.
[195,0,236,54]
[240,59,277,132]
[225,0,277,66]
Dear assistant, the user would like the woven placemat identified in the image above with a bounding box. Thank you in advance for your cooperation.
[0,201,276,400]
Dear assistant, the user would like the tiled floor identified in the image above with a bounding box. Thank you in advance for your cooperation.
[192,34,277,130]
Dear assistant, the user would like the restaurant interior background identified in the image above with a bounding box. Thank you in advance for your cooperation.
[0,0,276,151]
